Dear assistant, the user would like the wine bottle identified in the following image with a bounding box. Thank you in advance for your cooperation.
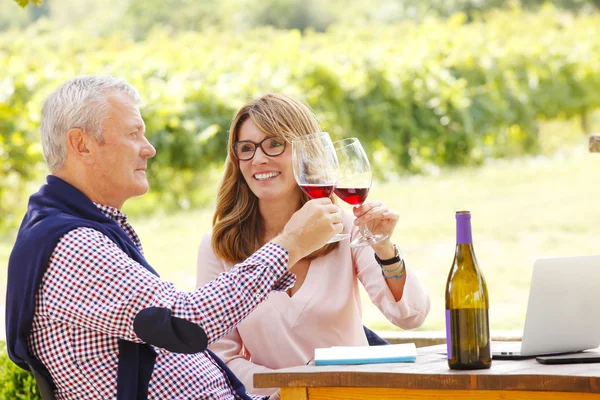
[445,211,491,370]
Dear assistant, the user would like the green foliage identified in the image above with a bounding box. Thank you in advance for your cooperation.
[12,0,43,7]
[0,342,42,400]
[1,8,600,231]
[522,0,599,11]
[7,0,600,35]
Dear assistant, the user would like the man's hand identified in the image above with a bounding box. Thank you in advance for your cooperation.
[272,198,343,266]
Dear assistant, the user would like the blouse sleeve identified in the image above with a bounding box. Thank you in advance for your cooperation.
[350,215,431,329]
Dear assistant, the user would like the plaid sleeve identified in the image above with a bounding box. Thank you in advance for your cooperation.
[40,228,292,346]
[248,394,270,400]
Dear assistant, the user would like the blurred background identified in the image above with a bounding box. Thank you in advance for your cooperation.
[1,0,600,379]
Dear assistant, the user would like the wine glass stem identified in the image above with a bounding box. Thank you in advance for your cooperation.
[355,204,374,239]
[360,222,375,239]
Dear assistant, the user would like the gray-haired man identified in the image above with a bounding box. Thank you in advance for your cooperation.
[6,76,342,399]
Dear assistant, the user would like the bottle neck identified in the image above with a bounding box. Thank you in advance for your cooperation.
[456,218,472,245]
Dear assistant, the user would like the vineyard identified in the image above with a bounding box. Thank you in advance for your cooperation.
[1,6,599,230]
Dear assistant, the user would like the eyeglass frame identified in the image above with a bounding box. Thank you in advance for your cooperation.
[232,136,287,161]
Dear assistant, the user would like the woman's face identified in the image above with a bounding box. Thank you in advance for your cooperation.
[237,118,301,204]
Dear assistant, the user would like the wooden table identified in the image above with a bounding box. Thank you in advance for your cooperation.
[254,344,600,400]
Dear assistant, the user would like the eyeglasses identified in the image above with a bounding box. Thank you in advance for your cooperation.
[232,137,287,161]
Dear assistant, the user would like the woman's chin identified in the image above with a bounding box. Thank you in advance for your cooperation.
[255,192,284,202]
[254,188,297,203]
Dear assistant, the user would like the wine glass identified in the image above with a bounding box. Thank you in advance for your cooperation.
[333,138,388,248]
[292,132,350,243]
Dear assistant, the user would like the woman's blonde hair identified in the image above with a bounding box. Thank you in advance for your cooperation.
[212,93,339,263]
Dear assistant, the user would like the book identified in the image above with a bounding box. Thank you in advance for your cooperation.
[314,343,417,366]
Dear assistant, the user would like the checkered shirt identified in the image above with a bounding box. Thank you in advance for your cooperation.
[27,203,295,399]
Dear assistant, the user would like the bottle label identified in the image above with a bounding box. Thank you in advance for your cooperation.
[445,309,452,359]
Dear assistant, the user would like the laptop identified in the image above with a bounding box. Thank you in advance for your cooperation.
[492,255,600,360]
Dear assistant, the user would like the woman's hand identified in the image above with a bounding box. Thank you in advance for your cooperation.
[352,200,399,249]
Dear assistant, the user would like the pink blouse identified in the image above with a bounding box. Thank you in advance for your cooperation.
[196,211,431,396]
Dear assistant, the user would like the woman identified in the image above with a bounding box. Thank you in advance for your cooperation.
[197,93,430,396]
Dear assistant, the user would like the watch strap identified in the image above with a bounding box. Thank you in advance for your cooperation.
[374,244,402,266]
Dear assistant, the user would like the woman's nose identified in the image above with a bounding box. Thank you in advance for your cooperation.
[252,147,269,164]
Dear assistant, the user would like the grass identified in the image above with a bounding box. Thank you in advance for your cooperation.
[1,132,599,336]
[361,140,600,331]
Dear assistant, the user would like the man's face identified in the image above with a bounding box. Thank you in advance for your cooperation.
[89,91,156,207]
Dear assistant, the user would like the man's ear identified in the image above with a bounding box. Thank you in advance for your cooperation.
[66,128,94,164]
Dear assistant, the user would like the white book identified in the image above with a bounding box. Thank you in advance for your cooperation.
[314,343,417,366]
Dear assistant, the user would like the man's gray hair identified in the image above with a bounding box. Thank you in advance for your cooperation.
[40,75,141,170]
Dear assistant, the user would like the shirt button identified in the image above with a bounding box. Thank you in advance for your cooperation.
[253,292,261,300]
[112,210,118,216]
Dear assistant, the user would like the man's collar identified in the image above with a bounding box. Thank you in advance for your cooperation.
[93,202,128,222]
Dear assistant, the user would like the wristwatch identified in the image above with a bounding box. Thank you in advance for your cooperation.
[374,244,402,266]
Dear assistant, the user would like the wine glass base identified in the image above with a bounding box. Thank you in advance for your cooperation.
[350,233,389,248]
[326,233,351,244]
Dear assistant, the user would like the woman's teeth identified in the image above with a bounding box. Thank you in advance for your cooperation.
[254,172,280,181]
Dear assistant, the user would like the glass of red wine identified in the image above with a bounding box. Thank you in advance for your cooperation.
[292,132,350,243]
[333,138,389,248]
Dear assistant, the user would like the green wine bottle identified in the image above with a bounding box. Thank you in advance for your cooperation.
[445,211,491,370]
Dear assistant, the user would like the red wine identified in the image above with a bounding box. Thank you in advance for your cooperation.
[334,187,369,205]
[300,184,335,199]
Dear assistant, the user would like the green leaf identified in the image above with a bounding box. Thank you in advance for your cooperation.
[13,0,44,6]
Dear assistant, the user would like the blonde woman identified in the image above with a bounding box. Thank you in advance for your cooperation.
[197,94,431,396]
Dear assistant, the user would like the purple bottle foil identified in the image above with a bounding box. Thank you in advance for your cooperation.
[456,212,472,245]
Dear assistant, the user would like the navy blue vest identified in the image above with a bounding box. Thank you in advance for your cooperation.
[6,176,254,399]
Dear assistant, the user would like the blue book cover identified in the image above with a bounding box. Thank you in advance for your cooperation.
[314,343,417,366]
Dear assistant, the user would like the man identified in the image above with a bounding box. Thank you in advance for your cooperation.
[6,76,343,399]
